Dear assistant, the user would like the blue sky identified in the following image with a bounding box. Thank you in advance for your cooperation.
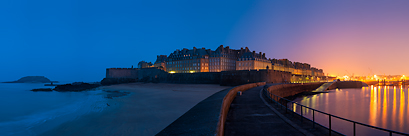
[1,0,409,82]
[0,0,256,82]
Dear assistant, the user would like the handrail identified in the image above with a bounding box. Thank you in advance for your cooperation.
[262,88,409,136]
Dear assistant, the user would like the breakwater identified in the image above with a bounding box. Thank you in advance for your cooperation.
[265,81,366,101]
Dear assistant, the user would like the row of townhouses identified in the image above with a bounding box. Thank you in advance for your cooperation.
[138,45,325,77]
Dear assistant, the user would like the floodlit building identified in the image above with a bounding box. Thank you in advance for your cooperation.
[209,45,241,72]
[166,47,210,73]
[158,45,325,77]
[236,47,272,71]
[138,61,153,68]
[154,55,167,71]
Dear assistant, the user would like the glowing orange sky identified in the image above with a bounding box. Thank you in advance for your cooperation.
[226,1,409,76]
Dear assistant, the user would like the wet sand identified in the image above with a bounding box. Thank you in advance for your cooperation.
[40,83,229,136]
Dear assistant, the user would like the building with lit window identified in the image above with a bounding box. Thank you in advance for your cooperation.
[236,47,272,71]
[160,46,325,77]
[138,61,153,68]
[166,47,210,73]
[153,55,167,71]
[209,45,241,72]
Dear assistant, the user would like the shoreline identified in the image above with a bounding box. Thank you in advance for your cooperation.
[40,83,229,136]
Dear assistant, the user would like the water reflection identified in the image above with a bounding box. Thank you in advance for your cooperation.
[292,86,409,135]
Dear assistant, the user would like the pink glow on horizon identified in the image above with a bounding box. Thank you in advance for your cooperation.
[227,0,409,76]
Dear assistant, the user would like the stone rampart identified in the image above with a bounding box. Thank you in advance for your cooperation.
[137,68,168,82]
[166,72,221,84]
[105,68,292,85]
[106,68,138,79]
[266,83,324,99]
[335,81,364,88]
[220,70,291,86]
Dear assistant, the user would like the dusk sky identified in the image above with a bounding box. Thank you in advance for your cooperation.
[1,0,408,82]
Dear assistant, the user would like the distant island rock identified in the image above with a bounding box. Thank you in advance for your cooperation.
[3,76,58,83]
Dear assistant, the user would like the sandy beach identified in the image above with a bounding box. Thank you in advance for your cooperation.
[40,83,229,136]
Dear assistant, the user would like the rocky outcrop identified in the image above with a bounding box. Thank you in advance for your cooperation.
[53,82,100,92]
[4,76,56,83]
[100,78,137,86]
[30,88,53,92]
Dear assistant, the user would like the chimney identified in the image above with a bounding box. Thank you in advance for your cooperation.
[202,47,205,49]
[262,53,265,58]
[252,51,256,56]
[193,47,197,53]
[245,47,249,52]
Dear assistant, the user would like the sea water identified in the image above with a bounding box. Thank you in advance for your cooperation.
[292,86,409,135]
[0,83,109,136]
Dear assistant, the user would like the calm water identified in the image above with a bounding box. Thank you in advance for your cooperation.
[292,86,409,135]
[0,83,109,136]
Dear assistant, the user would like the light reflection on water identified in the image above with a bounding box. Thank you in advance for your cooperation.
[292,86,409,135]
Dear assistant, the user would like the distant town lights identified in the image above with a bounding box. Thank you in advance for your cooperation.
[343,75,349,80]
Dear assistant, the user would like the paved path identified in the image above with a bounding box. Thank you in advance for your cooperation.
[156,88,232,136]
[224,85,305,136]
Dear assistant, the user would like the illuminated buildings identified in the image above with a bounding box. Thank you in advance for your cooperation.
[166,47,210,73]
[142,45,325,77]
[209,45,241,72]
[138,61,153,68]
[236,47,272,70]
[154,55,167,71]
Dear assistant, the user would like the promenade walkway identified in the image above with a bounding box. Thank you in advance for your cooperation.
[224,85,307,136]
[157,88,232,136]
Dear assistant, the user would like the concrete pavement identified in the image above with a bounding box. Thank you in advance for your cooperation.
[224,85,306,136]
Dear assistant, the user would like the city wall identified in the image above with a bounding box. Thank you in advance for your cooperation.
[327,81,366,90]
[104,68,221,84]
[220,70,292,86]
[106,68,138,79]
[105,68,293,86]
[266,83,325,99]
[166,72,221,84]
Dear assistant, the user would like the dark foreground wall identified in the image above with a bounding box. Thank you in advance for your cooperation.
[266,83,325,99]
[220,70,292,86]
[327,81,366,90]
[105,68,292,86]
[105,68,221,84]
[166,72,221,84]
[106,68,138,79]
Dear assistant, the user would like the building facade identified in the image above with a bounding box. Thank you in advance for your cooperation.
[154,55,167,71]
[155,46,325,77]
[209,45,241,72]
[166,47,210,73]
[236,48,272,71]
[138,61,153,68]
